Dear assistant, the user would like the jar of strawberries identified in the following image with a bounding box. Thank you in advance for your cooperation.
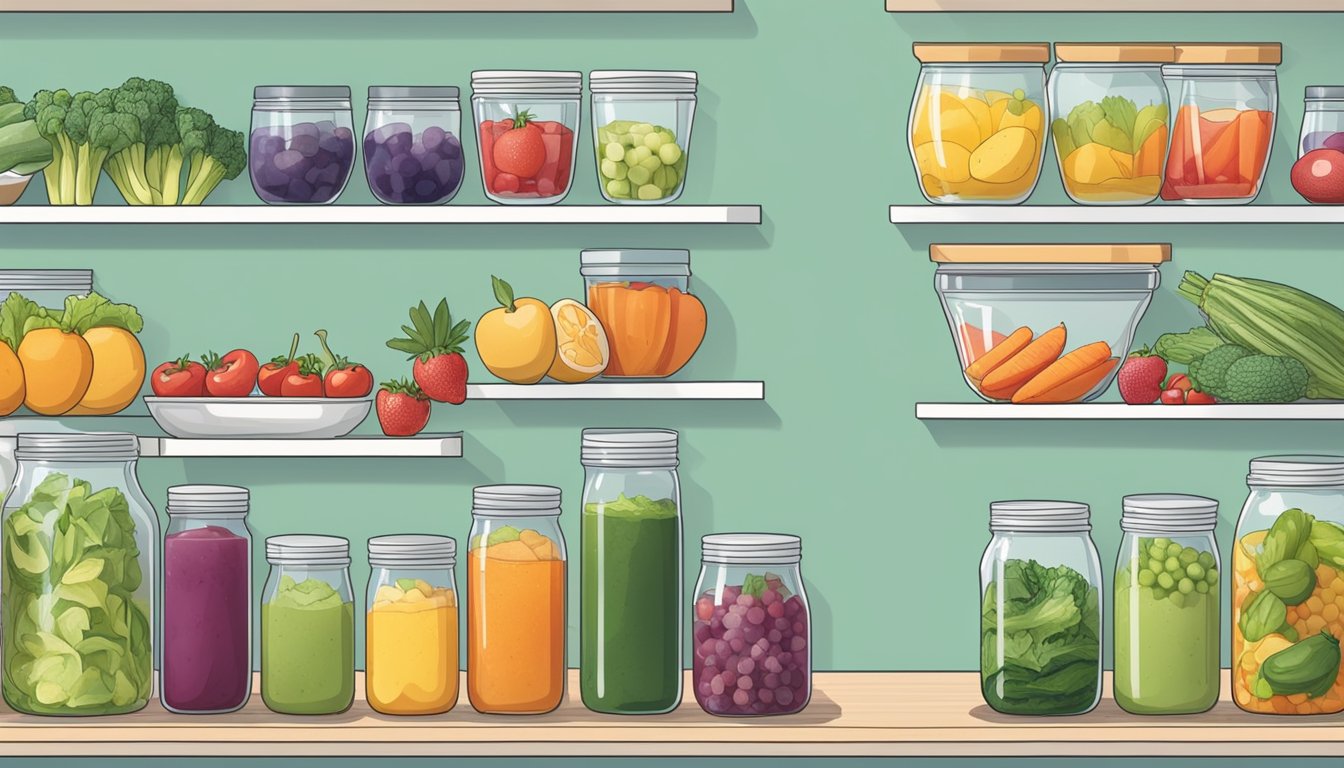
[470,71,581,205]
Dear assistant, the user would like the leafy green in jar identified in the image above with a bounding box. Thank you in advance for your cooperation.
[1,472,151,714]
[1051,96,1168,160]
[1311,520,1344,571]
[1258,508,1316,578]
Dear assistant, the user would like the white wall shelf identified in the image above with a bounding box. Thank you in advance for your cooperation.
[468,381,764,400]
[890,205,1344,225]
[0,205,761,226]
[5,0,733,10]
[887,0,1344,10]
[917,403,1344,420]
[1,434,463,458]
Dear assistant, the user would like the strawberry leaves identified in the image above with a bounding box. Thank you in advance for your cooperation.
[387,298,470,362]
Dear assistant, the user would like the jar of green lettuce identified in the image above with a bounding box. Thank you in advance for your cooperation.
[979,501,1101,716]
[1,432,157,716]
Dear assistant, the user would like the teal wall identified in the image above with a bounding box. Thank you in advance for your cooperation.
[3,2,1343,683]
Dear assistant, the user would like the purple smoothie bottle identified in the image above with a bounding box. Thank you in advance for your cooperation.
[162,485,253,714]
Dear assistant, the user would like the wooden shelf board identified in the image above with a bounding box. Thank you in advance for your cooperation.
[887,0,1344,10]
[890,204,1344,225]
[916,403,1344,420]
[467,381,764,400]
[4,0,732,11]
[2,671,1341,757]
[0,205,761,225]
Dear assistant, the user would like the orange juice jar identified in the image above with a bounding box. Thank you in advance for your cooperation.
[365,535,459,716]
[467,485,567,715]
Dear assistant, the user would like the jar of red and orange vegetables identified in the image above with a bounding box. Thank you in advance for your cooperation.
[580,249,707,378]
[471,71,581,205]
[1161,44,1280,205]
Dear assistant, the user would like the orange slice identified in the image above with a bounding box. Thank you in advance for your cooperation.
[547,299,609,383]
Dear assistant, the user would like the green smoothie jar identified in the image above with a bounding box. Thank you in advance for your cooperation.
[580,428,682,714]
[261,535,355,715]
[1114,494,1221,715]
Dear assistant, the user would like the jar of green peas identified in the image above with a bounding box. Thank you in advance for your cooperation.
[1114,494,1221,715]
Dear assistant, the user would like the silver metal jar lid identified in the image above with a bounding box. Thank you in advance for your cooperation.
[167,484,249,516]
[990,500,1091,533]
[590,70,698,94]
[1248,455,1344,488]
[470,70,582,95]
[580,249,691,278]
[368,534,456,567]
[15,432,139,461]
[1307,86,1344,100]
[472,484,562,517]
[702,533,801,565]
[581,428,678,469]
[254,85,351,101]
[368,86,459,101]
[1121,493,1218,533]
[0,269,93,293]
[266,534,350,566]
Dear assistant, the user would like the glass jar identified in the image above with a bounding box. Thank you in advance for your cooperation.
[249,85,356,205]
[363,86,465,206]
[580,429,682,715]
[693,533,810,717]
[590,70,697,205]
[0,432,156,716]
[260,534,354,715]
[1301,86,1344,155]
[1232,455,1344,716]
[908,43,1050,204]
[467,484,566,715]
[162,485,252,715]
[365,534,458,716]
[1160,44,1280,204]
[1047,44,1174,205]
[471,71,581,205]
[980,501,1101,716]
[0,269,93,310]
[1114,494,1220,716]
[580,249,707,378]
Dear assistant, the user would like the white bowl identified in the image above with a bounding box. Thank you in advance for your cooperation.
[144,396,372,439]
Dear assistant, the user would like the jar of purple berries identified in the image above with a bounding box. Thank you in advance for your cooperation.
[692,533,810,717]
[364,87,466,206]
[249,86,356,205]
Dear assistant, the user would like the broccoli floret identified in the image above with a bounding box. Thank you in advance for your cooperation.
[1189,344,1253,395]
[108,78,179,205]
[25,89,75,203]
[179,116,245,206]
[1217,355,1310,403]
[22,88,130,205]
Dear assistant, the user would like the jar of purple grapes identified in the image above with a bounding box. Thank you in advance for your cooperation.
[249,86,356,205]
[363,87,466,206]
[692,533,810,717]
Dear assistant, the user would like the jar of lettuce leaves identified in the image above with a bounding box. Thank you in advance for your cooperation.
[1114,494,1220,715]
[980,501,1101,716]
[1047,44,1173,205]
[1,432,157,716]
[1233,455,1344,715]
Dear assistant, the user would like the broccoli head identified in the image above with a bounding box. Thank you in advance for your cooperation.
[181,123,245,205]
[24,90,76,203]
[1217,355,1310,403]
[1188,344,1253,395]
[110,77,180,204]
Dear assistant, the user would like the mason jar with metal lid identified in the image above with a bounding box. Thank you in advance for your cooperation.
[1232,455,1344,715]
[250,85,356,205]
[580,428,682,714]
[590,70,697,204]
[1301,86,1344,156]
[471,71,581,204]
[260,534,354,715]
[0,269,93,309]
[1114,494,1220,715]
[162,484,252,714]
[980,501,1101,716]
[1,432,157,715]
[692,533,810,717]
[363,86,465,205]
[580,249,707,378]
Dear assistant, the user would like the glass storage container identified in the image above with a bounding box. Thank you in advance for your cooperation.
[1047,44,1174,205]
[261,535,355,715]
[365,534,459,716]
[1161,44,1280,204]
[467,484,566,715]
[1232,455,1344,715]
[0,269,93,310]
[693,533,810,717]
[363,86,466,206]
[249,85,356,205]
[471,71,581,205]
[590,70,697,204]
[908,43,1050,205]
[1300,87,1344,155]
[580,249,707,378]
[580,428,682,715]
[932,244,1165,404]
[1,432,156,716]
[1114,494,1220,715]
[162,485,252,715]
[980,501,1102,716]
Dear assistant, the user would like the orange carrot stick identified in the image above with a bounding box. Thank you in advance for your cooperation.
[1011,341,1115,403]
[965,325,1032,387]
[979,324,1066,400]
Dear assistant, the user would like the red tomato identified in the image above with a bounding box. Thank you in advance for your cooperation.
[150,356,207,397]
[258,333,301,397]
[1166,373,1193,394]
[280,354,324,397]
[325,366,374,398]
[1185,390,1217,405]
[1160,388,1187,405]
[202,349,260,397]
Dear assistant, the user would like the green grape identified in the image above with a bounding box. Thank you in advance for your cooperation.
[627,165,653,186]
[630,122,655,136]
[1137,569,1156,587]
[625,146,652,166]
[1157,572,1175,590]
[658,142,683,166]
[1165,556,1181,573]
[637,184,663,200]
[606,179,631,198]
[643,132,665,151]
[1178,577,1195,594]
[601,159,628,181]
[1186,562,1205,580]
[605,142,625,162]
[639,156,663,172]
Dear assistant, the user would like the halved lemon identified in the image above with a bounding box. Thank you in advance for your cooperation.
[547,299,609,383]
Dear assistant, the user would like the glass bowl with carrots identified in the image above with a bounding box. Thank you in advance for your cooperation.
[932,244,1167,404]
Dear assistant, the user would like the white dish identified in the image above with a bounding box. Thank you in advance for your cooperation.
[144,396,372,439]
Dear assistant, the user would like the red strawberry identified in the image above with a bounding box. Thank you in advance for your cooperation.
[492,111,547,178]
[1117,347,1168,404]
[387,298,470,404]
[376,379,431,436]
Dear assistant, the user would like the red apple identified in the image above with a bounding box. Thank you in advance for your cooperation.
[1291,148,1344,204]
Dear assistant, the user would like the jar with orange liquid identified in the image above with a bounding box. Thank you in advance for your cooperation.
[580,249,707,379]
[365,535,459,716]
[1161,44,1280,204]
[467,485,567,715]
